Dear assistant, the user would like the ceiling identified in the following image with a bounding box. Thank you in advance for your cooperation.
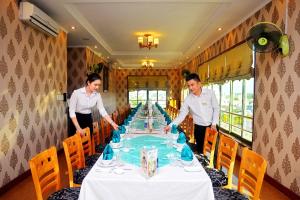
[28,0,271,69]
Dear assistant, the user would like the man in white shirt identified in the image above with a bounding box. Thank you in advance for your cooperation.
[164,73,219,153]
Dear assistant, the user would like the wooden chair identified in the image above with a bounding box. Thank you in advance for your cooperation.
[76,127,100,167]
[29,146,80,200]
[213,147,267,200]
[195,127,218,168]
[99,118,106,145]
[205,134,238,189]
[63,134,90,187]
[93,121,104,154]
[112,110,119,125]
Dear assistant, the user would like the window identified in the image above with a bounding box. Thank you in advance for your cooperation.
[128,90,167,108]
[209,78,254,145]
[180,88,189,105]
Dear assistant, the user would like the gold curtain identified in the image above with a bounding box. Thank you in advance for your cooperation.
[207,54,226,83]
[128,76,167,90]
[197,42,253,84]
[198,63,209,84]
[224,42,253,80]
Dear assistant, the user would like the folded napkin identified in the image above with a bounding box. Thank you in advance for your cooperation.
[119,125,126,134]
[128,115,133,121]
[181,145,193,161]
[177,132,186,144]
[112,130,121,143]
[103,145,114,160]
[171,124,177,134]
[124,119,129,126]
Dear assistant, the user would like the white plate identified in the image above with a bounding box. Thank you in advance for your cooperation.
[184,166,202,172]
[181,159,194,166]
[122,147,130,152]
[113,168,125,175]
[110,142,122,149]
[97,160,116,168]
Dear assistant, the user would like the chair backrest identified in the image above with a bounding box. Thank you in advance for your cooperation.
[186,115,194,143]
[112,110,119,125]
[93,121,100,146]
[77,127,93,157]
[29,146,60,200]
[216,133,238,189]
[238,148,267,200]
[63,134,85,187]
[203,127,218,168]
[118,107,125,124]
[99,118,106,145]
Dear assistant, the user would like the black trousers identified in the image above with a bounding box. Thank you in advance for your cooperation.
[194,124,211,153]
[69,112,93,136]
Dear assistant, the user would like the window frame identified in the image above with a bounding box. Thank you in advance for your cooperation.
[128,89,167,108]
[216,79,254,146]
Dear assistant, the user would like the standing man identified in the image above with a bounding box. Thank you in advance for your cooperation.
[164,73,219,153]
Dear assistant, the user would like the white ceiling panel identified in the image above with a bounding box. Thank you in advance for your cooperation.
[28,0,271,68]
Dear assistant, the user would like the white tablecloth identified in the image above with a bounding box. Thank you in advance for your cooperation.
[79,153,214,200]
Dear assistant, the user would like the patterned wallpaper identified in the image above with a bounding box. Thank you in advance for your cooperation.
[114,68,181,108]
[67,48,87,94]
[0,0,67,189]
[67,47,116,116]
[187,0,300,196]
[254,0,300,195]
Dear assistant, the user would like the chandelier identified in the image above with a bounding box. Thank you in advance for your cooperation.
[138,34,159,49]
[142,60,154,69]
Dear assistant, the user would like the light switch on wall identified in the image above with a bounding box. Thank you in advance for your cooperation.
[56,94,64,101]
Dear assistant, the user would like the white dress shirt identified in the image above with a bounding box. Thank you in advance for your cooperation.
[69,87,108,118]
[171,88,220,127]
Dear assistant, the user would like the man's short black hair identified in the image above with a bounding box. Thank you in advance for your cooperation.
[185,73,201,82]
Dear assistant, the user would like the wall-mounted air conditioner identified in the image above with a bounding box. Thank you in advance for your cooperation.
[19,2,59,37]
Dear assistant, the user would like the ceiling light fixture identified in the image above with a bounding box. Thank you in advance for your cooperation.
[142,60,154,69]
[138,34,159,50]
[71,26,75,30]
[218,27,222,31]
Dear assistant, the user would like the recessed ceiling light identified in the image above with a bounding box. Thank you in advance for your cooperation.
[94,45,97,49]
[71,26,75,30]
[107,56,110,59]
[198,46,201,49]
[218,27,222,31]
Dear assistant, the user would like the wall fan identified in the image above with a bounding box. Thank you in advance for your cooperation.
[246,22,289,57]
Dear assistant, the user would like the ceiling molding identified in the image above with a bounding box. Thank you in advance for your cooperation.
[64,3,114,54]
[199,0,272,53]
[112,51,182,56]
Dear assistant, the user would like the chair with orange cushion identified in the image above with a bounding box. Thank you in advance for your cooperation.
[29,146,80,200]
[76,127,100,167]
[213,147,267,200]
[63,134,91,187]
[205,133,238,188]
[195,127,218,168]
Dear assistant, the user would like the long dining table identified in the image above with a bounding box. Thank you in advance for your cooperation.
[78,106,214,200]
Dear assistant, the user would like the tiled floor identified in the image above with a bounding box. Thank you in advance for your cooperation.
[0,152,291,200]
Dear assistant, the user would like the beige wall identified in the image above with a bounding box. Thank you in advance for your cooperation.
[114,68,181,108]
[187,0,300,195]
[0,0,68,188]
